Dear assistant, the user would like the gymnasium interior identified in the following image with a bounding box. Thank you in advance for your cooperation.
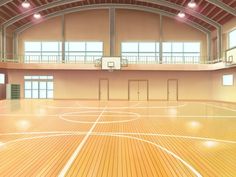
[0,0,236,176]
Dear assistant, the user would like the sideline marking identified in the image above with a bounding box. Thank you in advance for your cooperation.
[58,107,107,177]
[2,132,202,177]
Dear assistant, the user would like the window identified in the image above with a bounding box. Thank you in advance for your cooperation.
[24,42,62,63]
[229,29,236,49]
[223,74,234,86]
[0,74,5,84]
[163,42,200,64]
[121,42,159,64]
[24,76,54,99]
[65,42,103,63]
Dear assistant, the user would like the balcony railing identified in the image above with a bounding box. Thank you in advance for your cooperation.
[0,55,223,65]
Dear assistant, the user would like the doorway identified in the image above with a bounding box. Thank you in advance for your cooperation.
[167,79,178,101]
[128,80,148,101]
[99,79,109,100]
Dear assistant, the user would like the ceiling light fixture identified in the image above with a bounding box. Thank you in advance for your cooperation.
[33,13,41,19]
[178,11,186,18]
[188,0,197,8]
[21,0,31,9]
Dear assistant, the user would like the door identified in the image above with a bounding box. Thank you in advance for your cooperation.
[99,79,109,100]
[129,80,148,101]
[168,79,178,101]
[129,81,139,101]
[138,81,148,101]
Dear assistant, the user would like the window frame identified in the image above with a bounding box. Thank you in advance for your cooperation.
[121,41,160,64]
[228,29,236,49]
[24,75,54,99]
[222,74,234,86]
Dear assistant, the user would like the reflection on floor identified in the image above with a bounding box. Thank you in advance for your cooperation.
[0,100,236,177]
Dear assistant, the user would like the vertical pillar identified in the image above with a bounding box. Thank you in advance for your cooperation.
[13,32,18,61]
[159,15,163,64]
[62,15,65,63]
[207,32,211,62]
[217,27,222,59]
[3,27,6,59]
[109,8,115,57]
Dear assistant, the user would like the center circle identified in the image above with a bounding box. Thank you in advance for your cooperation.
[59,110,140,124]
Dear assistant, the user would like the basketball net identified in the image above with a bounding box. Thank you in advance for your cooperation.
[108,66,114,72]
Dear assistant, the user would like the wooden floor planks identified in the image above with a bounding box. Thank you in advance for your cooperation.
[0,100,236,176]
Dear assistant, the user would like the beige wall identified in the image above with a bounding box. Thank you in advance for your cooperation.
[162,16,207,59]
[65,10,110,56]
[211,68,236,102]
[5,68,236,102]
[212,17,236,59]
[18,16,62,55]
[17,9,207,57]
[7,70,212,100]
[116,10,160,56]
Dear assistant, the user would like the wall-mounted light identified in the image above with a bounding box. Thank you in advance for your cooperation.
[178,11,186,18]
[21,0,31,9]
[33,13,41,19]
[188,0,197,8]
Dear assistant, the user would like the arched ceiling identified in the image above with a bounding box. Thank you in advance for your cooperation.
[0,0,235,31]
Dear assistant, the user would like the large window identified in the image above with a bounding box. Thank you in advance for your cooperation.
[24,76,54,99]
[0,74,5,84]
[121,42,200,64]
[24,41,103,64]
[25,42,62,63]
[121,42,159,64]
[65,42,103,63]
[163,42,200,64]
[222,74,234,86]
[229,29,236,49]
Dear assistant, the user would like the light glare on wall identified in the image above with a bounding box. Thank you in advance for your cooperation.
[0,74,5,84]
[223,74,233,86]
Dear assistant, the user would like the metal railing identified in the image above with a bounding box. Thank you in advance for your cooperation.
[121,56,223,64]
[0,54,223,65]
[0,55,102,64]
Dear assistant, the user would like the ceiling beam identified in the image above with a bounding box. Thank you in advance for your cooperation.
[14,4,211,35]
[2,0,221,29]
[0,0,11,7]
[205,0,236,16]
[142,0,220,28]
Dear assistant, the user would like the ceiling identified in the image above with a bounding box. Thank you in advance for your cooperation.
[0,0,235,32]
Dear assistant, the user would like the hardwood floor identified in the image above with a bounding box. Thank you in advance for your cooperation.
[0,100,236,177]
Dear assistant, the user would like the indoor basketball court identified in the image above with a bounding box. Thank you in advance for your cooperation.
[0,0,236,177]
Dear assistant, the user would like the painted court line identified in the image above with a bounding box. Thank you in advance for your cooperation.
[2,131,236,145]
[59,110,140,124]
[1,132,202,177]
[45,103,187,109]
[58,106,107,177]
[204,103,236,112]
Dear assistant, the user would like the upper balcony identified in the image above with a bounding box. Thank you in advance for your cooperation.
[0,52,235,71]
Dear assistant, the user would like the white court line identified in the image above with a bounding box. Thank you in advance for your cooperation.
[139,115,236,118]
[1,132,202,177]
[1,131,236,144]
[59,110,140,124]
[1,114,236,118]
[0,114,58,117]
[58,106,107,177]
[203,103,236,112]
[45,103,187,109]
